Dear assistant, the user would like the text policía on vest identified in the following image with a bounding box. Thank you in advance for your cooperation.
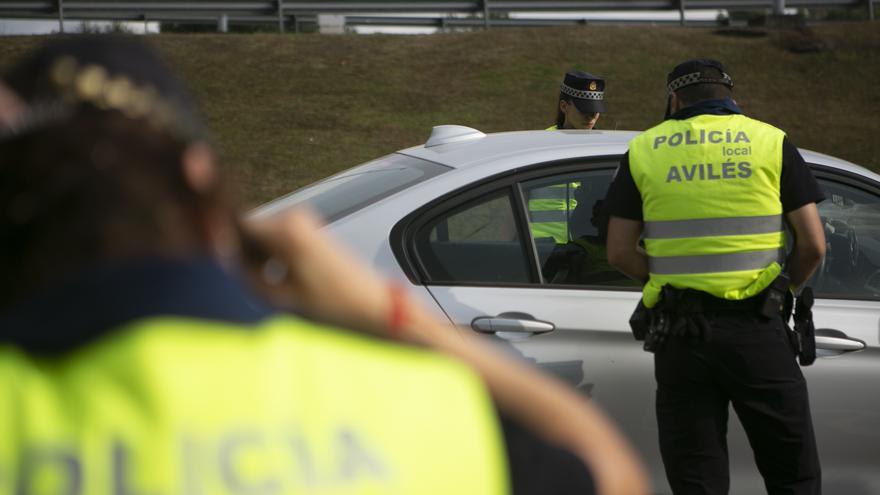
[652,129,754,184]
[11,426,389,493]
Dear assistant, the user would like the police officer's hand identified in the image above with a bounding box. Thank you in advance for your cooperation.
[0,81,26,129]
[244,207,402,338]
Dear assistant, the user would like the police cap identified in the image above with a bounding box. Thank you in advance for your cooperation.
[560,70,607,114]
[666,59,734,95]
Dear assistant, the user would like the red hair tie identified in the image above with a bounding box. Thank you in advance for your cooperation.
[387,283,407,339]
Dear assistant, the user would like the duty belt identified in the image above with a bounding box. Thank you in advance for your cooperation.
[629,274,792,353]
[668,289,765,313]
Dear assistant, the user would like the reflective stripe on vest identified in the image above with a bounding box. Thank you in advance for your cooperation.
[528,183,577,243]
[529,209,567,223]
[628,114,786,307]
[530,187,571,201]
[644,214,783,239]
[649,247,785,275]
[0,316,509,495]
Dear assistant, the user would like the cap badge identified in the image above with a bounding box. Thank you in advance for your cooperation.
[588,81,598,91]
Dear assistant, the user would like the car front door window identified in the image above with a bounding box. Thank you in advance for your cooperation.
[410,164,639,289]
[813,176,880,299]
[521,170,637,288]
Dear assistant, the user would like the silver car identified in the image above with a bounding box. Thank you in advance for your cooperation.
[255,126,880,495]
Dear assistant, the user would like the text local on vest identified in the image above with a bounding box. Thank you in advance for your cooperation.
[653,129,753,184]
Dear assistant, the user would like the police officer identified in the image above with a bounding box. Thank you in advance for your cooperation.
[531,71,607,243]
[604,59,825,494]
[547,70,606,130]
[0,37,649,495]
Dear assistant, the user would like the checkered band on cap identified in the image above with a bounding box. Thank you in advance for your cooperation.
[667,71,733,94]
[560,83,604,101]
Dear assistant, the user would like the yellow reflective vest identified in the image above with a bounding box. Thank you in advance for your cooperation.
[628,114,786,307]
[0,316,509,494]
[530,126,577,243]
[528,183,578,243]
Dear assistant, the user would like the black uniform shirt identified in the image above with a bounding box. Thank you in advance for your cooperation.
[605,99,824,221]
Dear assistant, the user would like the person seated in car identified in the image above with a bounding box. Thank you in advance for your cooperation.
[542,198,629,286]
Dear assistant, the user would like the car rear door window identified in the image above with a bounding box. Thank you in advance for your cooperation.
[813,176,880,299]
[414,190,531,284]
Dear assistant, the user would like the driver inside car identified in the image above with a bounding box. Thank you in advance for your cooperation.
[541,195,626,286]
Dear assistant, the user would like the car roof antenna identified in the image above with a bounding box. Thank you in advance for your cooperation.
[425,125,486,148]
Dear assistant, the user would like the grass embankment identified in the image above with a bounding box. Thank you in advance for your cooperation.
[1,23,878,205]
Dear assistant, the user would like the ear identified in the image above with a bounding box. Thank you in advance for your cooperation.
[0,82,26,128]
[181,142,217,194]
[670,92,681,113]
[558,99,568,113]
[181,142,239,258]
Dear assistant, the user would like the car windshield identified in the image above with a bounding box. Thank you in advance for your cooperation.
[252,154,451,223]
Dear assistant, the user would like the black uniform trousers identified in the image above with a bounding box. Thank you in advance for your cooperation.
[654,310,821,495]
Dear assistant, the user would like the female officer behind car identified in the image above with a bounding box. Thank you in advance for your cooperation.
[532,71,608,243]
[547,70,607,130]
[0,37,647,495]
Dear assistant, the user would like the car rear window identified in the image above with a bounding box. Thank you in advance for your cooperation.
[252,154,450,223]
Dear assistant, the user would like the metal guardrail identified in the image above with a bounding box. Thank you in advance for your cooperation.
[0,0,874,32]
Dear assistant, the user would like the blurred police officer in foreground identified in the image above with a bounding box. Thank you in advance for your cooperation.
[604,59,825,494]
[0,37,649,495]
[547,70,606,130]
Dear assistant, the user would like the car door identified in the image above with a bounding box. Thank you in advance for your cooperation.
[801,166,880,495]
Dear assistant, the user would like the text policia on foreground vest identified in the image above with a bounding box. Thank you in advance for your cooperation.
[628,113,787,308]
[0,316,508,495]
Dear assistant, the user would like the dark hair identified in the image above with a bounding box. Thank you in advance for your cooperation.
[554,93,571,128]
[0,113,229,306]
[0,38,230,308]
[673,67,733,106]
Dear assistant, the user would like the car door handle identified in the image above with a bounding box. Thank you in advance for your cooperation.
[471,316,555,335]
[815,328,866,353]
